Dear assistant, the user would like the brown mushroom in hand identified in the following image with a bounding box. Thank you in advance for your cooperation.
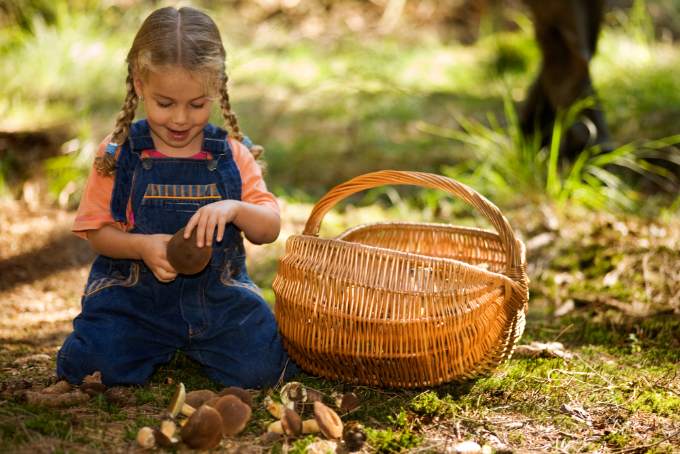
[281,407,302,437]
[167,227,212,275]
[211,395,252,436]
[314,401,343,439]
[167,382,196,418]
[136,426,156,449]
[185,389,217,409]
[180,405,223,450]
[219,386,253,408]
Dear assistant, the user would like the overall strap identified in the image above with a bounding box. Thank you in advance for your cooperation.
[202,123,231,157]
[110,120,150,223]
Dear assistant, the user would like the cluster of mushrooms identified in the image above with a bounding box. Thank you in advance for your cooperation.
[136,382,366,451]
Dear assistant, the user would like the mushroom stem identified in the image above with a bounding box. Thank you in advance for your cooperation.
[302,419,320,434]
[267,421,284,434]
[180,402,196,417]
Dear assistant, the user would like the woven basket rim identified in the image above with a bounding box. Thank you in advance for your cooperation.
[285,232,522,288]
[337,220,507,244]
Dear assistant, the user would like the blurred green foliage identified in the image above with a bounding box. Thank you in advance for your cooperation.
[0,0,678,211]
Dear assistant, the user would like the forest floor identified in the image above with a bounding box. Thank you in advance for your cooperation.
[0,198,678,453]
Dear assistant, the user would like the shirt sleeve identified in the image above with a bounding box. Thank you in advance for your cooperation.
[72,137,127,239]
[229,138,280,215]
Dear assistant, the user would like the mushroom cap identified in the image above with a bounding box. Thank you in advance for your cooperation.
[180,405,223,450]
[136,426,156,449]
[339,392,360,413]
[313,401,343,439]
[219,386,253,408]
[167,383,186,418]
[281,407,302,436]
[166,227,212,275]
[280,382,307,410]
[185,389,217,409]
[212,395,252,437]
[343,421,367,452]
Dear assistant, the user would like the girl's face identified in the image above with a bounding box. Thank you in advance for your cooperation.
[134,66,214,155]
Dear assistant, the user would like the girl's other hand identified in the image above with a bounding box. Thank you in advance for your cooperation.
[138,234,177,282]
[184,200,240,248]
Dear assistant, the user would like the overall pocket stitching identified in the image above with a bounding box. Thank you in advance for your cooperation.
[84,263,140,298]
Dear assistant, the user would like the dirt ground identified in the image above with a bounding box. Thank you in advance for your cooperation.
[1,198,679,453]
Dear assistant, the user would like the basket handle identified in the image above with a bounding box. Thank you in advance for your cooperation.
[303,170,524,273]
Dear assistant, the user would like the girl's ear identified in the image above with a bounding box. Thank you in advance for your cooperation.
[133,77,144,99]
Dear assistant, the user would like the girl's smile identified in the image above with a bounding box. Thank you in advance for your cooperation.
[134,66,214,156]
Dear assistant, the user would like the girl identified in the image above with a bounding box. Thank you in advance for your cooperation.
[57,6,298,387]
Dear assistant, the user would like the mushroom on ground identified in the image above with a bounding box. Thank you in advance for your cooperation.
[185,389,216,408]
[339,392,360,413]
[153,419,178,448]
[166,227,212,275]
[136,426,156,449]
[167,383,196,418]
[302,419,320,434]
[313,401,343,439]
[211,395,252,436]
[180,405,223,450]
[343,421,367,452]
[280,382,306,411]
[264,395,284,419]
[219,386,253,408]
[281,407,302,436]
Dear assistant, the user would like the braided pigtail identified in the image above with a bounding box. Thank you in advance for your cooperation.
[94,66,139,176]
[218,72,265,164]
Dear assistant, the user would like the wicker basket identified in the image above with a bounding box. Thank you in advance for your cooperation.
[273,171,528,388]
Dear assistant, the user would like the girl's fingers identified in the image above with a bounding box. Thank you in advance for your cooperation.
[184,212,200,239]
[204,213,219,247]
[195,210,209,247]
[216,218,226,243]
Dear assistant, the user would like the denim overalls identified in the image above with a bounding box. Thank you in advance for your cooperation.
[57,120,297,387]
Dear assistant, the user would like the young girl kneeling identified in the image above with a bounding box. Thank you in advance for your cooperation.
[57,6,298,388]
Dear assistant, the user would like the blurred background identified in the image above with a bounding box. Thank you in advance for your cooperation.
[1,0,679,213]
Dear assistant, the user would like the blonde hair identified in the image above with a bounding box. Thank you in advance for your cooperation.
[96,6,260,175]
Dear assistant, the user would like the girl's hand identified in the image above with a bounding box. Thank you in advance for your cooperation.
[138,234,177,282]
[184,200,240,248]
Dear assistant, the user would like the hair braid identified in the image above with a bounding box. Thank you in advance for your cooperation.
[94,66,139,176]
[219,72,265,162]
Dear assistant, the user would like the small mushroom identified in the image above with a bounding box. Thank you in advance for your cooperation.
[339,392,360,413]
[306,388,323,403]
[264,395,284,419]
[167,227,212,275]
[136,426,156,449]
[267,420,284,434]
[180,405,223,450]
[302,419,320,434]
[153,419,178,447]
[281,407,302,436]
[314,401,343,440]
[185,389,216,408]
[219,386,253,408]
[211,395,252,436]
[167,383,196,418]
[280,382,307,411]
[343,421,366,452]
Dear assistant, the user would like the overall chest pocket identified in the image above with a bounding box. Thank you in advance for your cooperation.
[140,183,222,213]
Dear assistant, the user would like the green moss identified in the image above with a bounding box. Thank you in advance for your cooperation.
[289,435,318,454]
[24,411,73,439]
[630,390,680,417]
[410,391,457,418]
[365,427,422,453]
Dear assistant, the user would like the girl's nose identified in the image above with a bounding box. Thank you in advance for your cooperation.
[173,106,188,125]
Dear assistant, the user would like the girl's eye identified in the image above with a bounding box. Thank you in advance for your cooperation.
[157,102,172,108]
[191,104,205,109]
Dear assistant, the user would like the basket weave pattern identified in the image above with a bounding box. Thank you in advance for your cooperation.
[273,171,528,388]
